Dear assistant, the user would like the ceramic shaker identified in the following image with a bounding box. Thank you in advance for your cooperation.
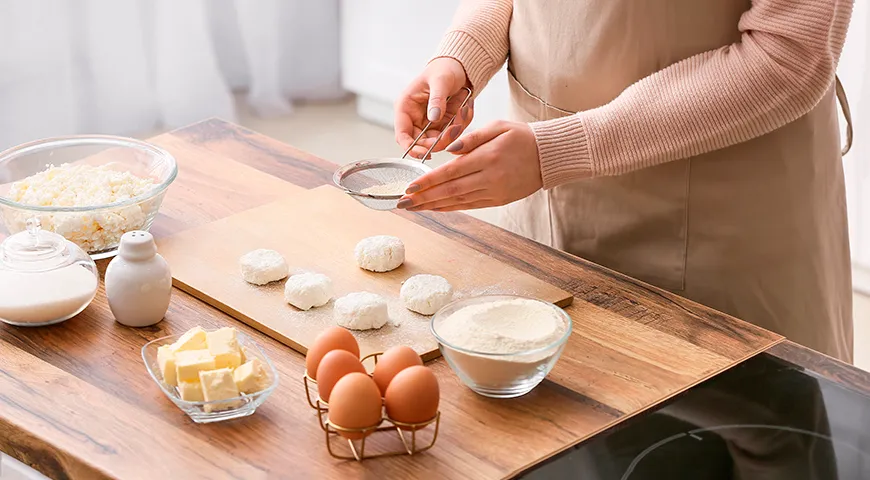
[105,231,172,327]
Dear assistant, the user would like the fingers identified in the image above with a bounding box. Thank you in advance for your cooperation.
[394,112,416,149]
[431,199,495,212]
[405,153,486,193]
[399,171,487,209]
[427,73,453,122]
[446,121,508,154]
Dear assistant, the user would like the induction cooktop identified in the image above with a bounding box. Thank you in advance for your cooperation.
[520,353,870,479]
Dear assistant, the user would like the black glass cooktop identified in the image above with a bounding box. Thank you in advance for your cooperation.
[520,353,870,480]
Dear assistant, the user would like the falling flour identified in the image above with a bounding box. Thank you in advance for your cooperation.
[437,298,564,354]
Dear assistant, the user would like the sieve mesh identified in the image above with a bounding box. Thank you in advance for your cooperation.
[333,158,432,211]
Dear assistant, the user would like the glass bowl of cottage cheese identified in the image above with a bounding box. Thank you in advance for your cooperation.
[430,295,572,399]
[0,135,177,259]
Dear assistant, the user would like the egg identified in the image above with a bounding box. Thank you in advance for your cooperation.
[328,372,383,439]
[305,326,360,380]
[384,366,440,430]
[315,349,367,403]
[372,346,423,395]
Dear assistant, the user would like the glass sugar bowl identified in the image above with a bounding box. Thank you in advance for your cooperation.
[0,219,99,326]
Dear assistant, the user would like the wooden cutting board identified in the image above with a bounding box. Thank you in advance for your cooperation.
[157,185,574,361]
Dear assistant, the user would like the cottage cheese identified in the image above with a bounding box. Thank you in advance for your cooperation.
[6,164,156,252]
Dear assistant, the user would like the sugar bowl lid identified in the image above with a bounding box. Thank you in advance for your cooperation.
[0,218,87,272]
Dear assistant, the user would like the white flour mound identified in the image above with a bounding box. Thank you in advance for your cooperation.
[437,298,564,354]
[400,274,453,315]
[334,292,389,330]
[355,235,405,272]
[239,249,289,285]
[284,272,333,310]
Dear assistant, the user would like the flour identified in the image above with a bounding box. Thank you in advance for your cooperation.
[361,181,409,196]
[0,264,98,324]
[437,298,564,354]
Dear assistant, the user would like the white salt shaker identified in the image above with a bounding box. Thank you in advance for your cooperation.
[106,231,172,327]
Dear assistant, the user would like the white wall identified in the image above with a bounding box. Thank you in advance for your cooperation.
[339,0,510,130]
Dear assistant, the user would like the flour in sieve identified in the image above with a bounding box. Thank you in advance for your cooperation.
[361,181,410,196]
[437,298,564,354]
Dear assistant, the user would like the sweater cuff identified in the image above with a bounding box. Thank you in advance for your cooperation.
[530,115,594,190]
[433,31,496,94]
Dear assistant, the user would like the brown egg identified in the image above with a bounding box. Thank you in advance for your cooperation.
[328,372,383,439]
[372,346,423,396]
[315,349,367,403]
[305,327,360,380]
[384,366,440,430]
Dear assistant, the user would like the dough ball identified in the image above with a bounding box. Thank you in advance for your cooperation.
[284,272,334,310]
[400,274,454,315]
[239,249,289,285]
[355,235,405,272]
[334,292,389,330]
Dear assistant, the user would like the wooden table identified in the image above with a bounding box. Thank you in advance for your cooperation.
[1,119,867,480]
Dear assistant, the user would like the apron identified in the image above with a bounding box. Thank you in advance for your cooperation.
[501,0,854,362]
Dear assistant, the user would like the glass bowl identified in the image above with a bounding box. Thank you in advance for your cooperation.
[142,331,279,424]
[0,135,177,259]
[0,220,99,327]
[430,295,572,398]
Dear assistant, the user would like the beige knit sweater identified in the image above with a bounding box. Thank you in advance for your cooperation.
[435,0,853,190]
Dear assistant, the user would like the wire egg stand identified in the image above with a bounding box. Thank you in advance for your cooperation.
[302,351,441,461]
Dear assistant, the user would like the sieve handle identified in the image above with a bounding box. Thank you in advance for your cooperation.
[400,87,473,163]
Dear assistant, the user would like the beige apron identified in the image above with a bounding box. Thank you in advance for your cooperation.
[502,0,854,361]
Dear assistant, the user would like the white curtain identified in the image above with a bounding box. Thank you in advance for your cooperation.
[841,1,870,293]
[0,0,343,150]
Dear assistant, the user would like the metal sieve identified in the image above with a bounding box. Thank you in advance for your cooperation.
[334,87,473,210]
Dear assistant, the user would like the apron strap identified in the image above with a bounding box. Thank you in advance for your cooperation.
[835,75,853,156]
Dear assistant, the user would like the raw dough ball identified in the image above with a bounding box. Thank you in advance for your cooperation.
[239,249,289,285]
[400,274,454,315]
[334,292,389,330]
[284,272,334,310]
[355,235,405,272]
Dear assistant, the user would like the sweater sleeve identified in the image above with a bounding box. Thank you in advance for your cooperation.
[531,0,854,190]
[433,0,512,94]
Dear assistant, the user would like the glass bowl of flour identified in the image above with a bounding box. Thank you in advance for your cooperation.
[430,295,572,398]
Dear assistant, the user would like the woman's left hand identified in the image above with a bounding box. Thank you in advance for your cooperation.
[397,121,542,212]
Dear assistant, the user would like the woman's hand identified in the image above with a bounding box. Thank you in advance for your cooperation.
[397,121,542,212]
[394,58,474,159]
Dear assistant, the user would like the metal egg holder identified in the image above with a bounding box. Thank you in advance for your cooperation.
[302,352,441,461]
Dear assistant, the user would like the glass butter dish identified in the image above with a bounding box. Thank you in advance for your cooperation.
[142,331,279,423]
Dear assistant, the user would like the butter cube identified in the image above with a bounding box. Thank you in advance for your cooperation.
[175,349,216,382]
[170,326,208,353]
[157,345,177,387]
[200,368,241,412]
[240,346,248,364]
[177,380,204,402]
[233,358,268,394]
[207,327,242,370]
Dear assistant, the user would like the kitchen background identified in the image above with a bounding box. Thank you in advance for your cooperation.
[0,1,868,353]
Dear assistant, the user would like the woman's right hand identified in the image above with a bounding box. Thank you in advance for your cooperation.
[394,57,474,159]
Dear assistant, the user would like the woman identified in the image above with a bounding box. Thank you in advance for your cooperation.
[394,0,855,361]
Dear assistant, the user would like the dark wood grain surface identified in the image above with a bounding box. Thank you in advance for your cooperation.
[0,118,839,480]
